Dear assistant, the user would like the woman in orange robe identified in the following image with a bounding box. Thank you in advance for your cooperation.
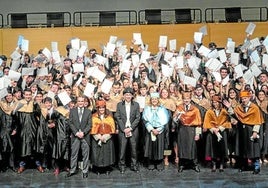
[90,100,116,175]
[203,95,231,172]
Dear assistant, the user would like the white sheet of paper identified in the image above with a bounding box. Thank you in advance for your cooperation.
[0,88,8,99]
[194,32,203,44]
[199,25,208,36]
[221,75,229,86]
[176,56,184,69]
[187,57,198,70]
[92,68,106,82]
[69,49,78,60]
[51,42,58,52]
[192,68,201,80]
[17,35,24,47]
[159,36,168,48]
[230,53,239,65]
[212,72,221,82]
[95,54,107,65]
[161,64,173,77]
[21,39,29,52]
[178,47,185,56]
[131,54,140,67]
[57,91,71,106]
[84,82,96,97]
[250,38,261,48]
[72,63,84,73]
[245,22,256,35]
[101,79,113,94]
[183,75,197,87]
[78,46,87,57]
[136,96,145,109]
[8,70,21,81]
[118,45,128,58]
[120,59,131,73]
[140,51,151,63]
[10,59,21,71]
[109,36,117,44]
[226,41,235,53]
[185,43,193,52]
[263,36,268,46]
[197,45,211,57]
[234,64,244,79]
[10,50,21,60]
[207,49,219,59]
[71,38,80,50]
[164,51,174,63]
[205,58,223,71]
[52,51,61,63]
[47,91,55,99]
[169,39,176,51]
[42,48,51,60]
[116,39,124,47]
[240,40,251,52]
[75,75,82,86]
[133,33,143,45]
[243,69,254,82]
[64,73,73,86]
[250,50,260,63]
[37,67,48,77]
[0,77,10,89]
[218,49,227,63]
[80,40,88,48]
[263,54,268,70]
[105,42,116,56]
[250,63,262,77]
[22,68,35,76]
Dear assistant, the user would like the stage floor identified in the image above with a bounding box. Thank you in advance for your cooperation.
[1,163,268,187]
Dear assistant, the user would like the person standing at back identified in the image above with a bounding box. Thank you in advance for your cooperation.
[115,87,140,173]
[66,96,92,178]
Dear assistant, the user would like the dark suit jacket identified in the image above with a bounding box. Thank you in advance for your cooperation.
[69,107,92,145]
[115,100,140,135]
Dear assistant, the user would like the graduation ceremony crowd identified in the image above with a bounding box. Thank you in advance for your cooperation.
[0,25,268,178]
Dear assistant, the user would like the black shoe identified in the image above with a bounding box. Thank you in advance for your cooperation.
[178,166,184,173]
[65,172,75,178]
[193,165,200,173]
[156,162,164,171]
[83,173,88,178]
[252,169,260,174]
[148,164,155,171]
[131,166,139,172]
[119,167,125,174]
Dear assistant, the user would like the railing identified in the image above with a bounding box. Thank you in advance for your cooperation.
[73,10,137,26]
[138,8,202,24]
[0,14,3,28]
[7,12,72,28]
[205,7,268,23]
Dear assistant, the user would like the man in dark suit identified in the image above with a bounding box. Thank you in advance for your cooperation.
[66,97,92,178]
[115,87,140,173]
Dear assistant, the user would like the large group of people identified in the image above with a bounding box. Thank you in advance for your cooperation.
[0,30,267,178]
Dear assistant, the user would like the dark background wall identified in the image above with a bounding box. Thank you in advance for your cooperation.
[0,0,266,25]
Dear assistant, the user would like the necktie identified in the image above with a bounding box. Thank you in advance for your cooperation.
[185,105,189,112]
[79,108,83,122]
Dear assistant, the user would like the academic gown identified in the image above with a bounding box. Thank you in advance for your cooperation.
[143,105,170,160]
[15,100,41,157]
[90,112,116,167]
[203,108,231,160]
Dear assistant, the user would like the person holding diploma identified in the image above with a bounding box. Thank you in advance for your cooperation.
[142,92,170,171]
